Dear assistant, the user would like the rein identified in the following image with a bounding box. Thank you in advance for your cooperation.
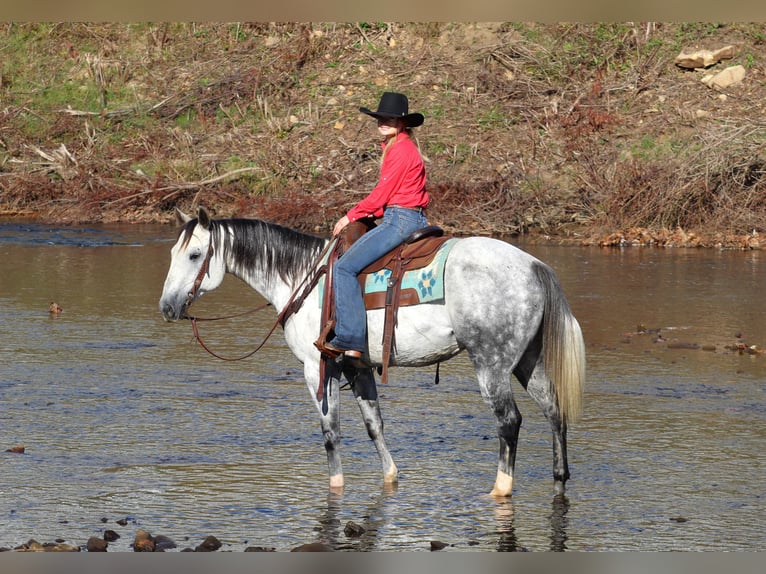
[188,305,275,361]
[184,233,335,362]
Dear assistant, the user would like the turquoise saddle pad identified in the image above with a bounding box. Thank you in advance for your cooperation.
[363,238,458,302]
[318,237,458,305]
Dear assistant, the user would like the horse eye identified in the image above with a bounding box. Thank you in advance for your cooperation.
[189,251,201,261]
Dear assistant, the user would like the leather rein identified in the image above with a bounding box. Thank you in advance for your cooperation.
[183,234,333,361]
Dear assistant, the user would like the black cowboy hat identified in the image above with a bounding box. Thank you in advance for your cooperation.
[360,92,424,127]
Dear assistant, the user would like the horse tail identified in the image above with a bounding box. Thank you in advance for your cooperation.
[533,261,585,424]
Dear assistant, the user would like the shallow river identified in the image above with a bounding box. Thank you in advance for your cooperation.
[0,221,763,551]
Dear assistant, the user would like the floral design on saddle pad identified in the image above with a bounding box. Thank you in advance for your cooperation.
[362,238,458,303]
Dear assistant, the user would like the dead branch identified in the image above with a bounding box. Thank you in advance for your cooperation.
[58,97,175,118]
[100,166,263,207]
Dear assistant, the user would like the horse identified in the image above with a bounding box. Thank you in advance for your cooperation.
[158,207,585,497]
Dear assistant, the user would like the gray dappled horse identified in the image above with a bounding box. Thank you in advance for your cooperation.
[159,207,585,497]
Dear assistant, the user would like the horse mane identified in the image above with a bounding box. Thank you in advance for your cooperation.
[181,217,327,286]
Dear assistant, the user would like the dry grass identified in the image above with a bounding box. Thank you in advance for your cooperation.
[1,22,765,247]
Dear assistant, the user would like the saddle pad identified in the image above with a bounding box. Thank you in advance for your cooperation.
[363,238,458,303]
[317,237,458,307]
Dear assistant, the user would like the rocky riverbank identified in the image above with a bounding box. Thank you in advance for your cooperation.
[0,517,454,552]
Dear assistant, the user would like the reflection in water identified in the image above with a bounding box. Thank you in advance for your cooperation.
[312,486,569,552]
[494,499,519,552]
[493,496,569,552]
[315,492,343,549]
[314,485,398,551]
[549,495,570,552]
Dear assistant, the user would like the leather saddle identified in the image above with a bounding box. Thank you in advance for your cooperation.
[316,219,452,385]
[346,221,451,309]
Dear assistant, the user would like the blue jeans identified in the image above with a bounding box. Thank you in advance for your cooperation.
[330,207,428,351]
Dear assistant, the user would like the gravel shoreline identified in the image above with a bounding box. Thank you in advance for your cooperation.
[0,519,456,552]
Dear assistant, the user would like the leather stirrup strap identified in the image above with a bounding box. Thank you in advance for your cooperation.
[317,243,341,401]
[380,249,408,385]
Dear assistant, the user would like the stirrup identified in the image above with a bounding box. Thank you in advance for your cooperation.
[313,319,363,360]
[313,320,338,357]
[320,340,363,360]
[340,348,363,359]
[314,338,342,359]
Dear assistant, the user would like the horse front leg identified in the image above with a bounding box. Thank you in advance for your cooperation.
[306,360,344,490]
[342,363,398,485]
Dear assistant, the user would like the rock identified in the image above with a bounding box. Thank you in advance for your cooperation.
[16,539,43,551]
[430,540,449,551]
[291,542,334,552]
[116,518,129,526]
[343,521,366,537]
[153,534,177,551]
[14,539,80,552]
[702,65,746,90]
[53,544,80,552]
[712,45,737,61]
[133,539,154,552]
[44,543,80,552]
[244,546,276,552]
[134,528,152,541]
[133,529,155,552]
[667,342,700,350]
[674,45,737,69]
[103,530,120,542]
[86,537,108,552]
[5,445,24,454]
[194,535,222,552]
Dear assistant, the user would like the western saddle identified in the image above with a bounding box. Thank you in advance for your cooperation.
[313,219,452,395]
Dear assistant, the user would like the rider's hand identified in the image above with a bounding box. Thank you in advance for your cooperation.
[332,215,350,237]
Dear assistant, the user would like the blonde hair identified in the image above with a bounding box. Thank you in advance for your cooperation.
[381,125,419,163]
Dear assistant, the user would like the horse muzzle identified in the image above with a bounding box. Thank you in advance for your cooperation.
[160,298,188,322]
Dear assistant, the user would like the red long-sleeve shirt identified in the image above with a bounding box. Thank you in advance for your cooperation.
[346,132,428,222]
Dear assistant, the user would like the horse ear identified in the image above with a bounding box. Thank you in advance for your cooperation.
[197,207,211,229]
[175,207,192,225]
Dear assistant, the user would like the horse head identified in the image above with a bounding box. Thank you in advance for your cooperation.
[159,207,226,321]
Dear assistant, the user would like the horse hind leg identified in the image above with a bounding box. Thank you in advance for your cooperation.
[516,358,569,495]
[343,363,399,485]
[474,364,522,497]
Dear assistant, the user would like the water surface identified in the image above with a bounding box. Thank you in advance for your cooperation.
[0,222,763,551]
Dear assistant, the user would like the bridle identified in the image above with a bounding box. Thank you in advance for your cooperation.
[181,233,272,361]
[184,237,215,310]
[182,231,335,362]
